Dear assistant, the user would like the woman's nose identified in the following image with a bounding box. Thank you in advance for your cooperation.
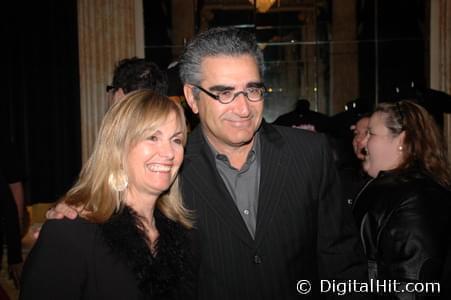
[159,141,175,159]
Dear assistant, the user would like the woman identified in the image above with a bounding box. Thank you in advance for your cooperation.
[353,100,451,299]
[20,90,195,299]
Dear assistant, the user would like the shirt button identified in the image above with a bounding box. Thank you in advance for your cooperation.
[243,209,250,215]
[253,255,262,264]
[347,199,353,205]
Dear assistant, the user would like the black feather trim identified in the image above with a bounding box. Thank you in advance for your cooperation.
[100,206,190,299]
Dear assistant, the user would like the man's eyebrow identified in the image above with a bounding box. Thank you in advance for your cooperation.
[208,85,234,92]
[246,82,265,88]
[208,82,265,91]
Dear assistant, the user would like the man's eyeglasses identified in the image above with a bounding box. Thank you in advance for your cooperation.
[193,85,266,104]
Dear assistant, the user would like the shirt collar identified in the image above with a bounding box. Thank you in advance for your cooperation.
[203,131,260,165]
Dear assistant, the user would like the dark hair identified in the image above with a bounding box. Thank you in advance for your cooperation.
[179,27,265,86]
[375,100,451,187]
[111,57,168,95]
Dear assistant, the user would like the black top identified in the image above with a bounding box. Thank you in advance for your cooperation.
[20,207,196,300]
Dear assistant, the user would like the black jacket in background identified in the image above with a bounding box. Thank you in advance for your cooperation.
[353,169,451,299]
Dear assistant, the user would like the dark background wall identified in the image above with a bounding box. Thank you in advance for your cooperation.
[2,0,81,203]
[358,0,426,105]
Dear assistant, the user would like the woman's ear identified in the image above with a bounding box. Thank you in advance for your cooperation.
[396,131,406,152]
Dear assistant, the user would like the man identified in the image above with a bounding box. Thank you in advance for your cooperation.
[179,27,366,299]
[341,115,371,208]
[351,115,370,161]
[106,57,168,104]
[49,27,366,299]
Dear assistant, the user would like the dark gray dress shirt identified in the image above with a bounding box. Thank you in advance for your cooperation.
[206,133,261,238]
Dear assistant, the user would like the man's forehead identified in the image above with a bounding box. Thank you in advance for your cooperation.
[200,55,261,84]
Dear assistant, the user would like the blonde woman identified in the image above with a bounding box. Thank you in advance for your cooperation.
[20,90,195,299]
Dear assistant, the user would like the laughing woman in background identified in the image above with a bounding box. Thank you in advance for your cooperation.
[353,99,451,299]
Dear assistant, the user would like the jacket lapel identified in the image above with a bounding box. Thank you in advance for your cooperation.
[254,123,291,246]
[182,127,254,247]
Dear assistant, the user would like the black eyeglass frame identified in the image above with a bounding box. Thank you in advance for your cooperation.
[192,84,266,104]
[106,85,115,93]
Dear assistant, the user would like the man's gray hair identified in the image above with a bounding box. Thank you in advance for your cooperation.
[179,27,265,86]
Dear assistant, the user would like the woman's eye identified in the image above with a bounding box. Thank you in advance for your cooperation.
[147,135,158,142]
[173,138,183,145]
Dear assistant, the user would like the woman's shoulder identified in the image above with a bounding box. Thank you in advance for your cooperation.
[371,169,446,195]
[40,217,98,245]
[43,216,95,230]
[364,171,450,216]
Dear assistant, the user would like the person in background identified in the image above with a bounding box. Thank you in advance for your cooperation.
[353,99,451,299]
[106,57,168,105]
[20,91,195,299]
[340,114,371,207]
[0,138,25,289]
[351,114,370,161]
[273,98,331,133]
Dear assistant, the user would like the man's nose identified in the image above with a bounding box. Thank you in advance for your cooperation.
[232,92,251,116]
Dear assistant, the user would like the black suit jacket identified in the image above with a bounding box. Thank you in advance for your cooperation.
[181,122,367,299]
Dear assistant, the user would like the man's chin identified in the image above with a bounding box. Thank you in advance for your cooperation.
[227,133,255,146]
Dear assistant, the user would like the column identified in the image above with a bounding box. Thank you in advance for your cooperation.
[430,0,451,161]
[77,0,144,161]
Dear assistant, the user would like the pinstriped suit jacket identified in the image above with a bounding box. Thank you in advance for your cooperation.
[181,121,367,299]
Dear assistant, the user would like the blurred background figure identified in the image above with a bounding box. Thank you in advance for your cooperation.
[0,137,25,291]
[340,114,371,207]
[106,57,168,105]
[353,99,451,299]
[272,98,331,133]
[350,114,370,161]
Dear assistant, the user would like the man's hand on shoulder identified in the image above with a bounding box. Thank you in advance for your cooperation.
[33,203,79,239]
[46,202,79,220]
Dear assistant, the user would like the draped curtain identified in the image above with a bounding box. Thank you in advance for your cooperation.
[2,0,81,203]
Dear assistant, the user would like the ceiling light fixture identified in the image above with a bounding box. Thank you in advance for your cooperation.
[249,0,277,13]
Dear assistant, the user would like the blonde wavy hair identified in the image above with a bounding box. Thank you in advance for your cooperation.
[63,90,192,228]
[376,99,451,188]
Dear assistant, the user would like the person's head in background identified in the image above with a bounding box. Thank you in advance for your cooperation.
[107,57,168,105]
[351,114,370,161]
[363,99,451,187]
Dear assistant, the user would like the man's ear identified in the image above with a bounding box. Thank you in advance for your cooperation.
[183,84,199,114]
[112,88,126,103]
